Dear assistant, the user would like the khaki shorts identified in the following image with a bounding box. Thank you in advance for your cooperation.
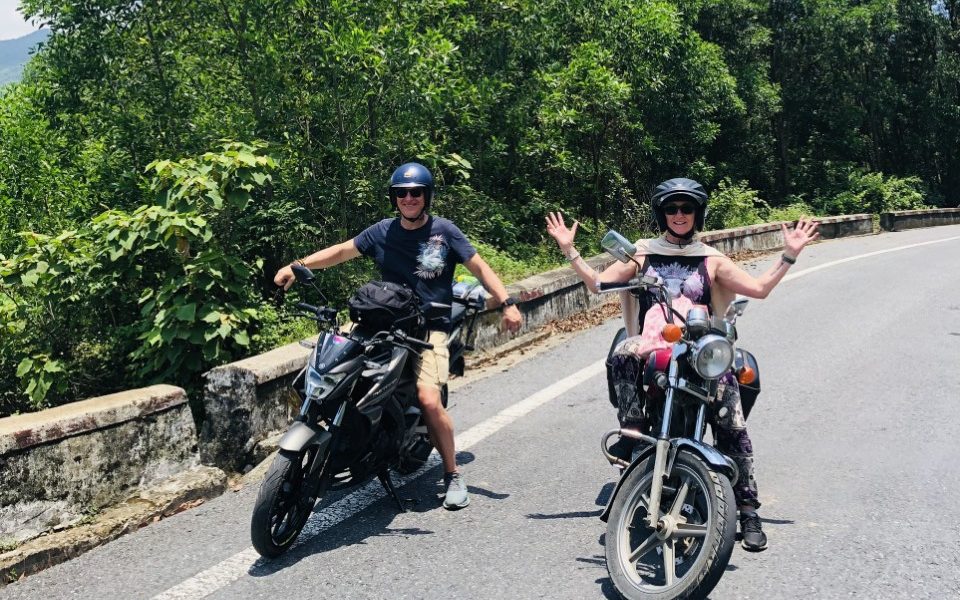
[414,330,450,390]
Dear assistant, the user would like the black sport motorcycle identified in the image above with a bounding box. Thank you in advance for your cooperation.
[597,231,761,600]
[250,265,484,558]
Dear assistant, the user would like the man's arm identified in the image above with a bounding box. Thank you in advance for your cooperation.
[462,253,522,332]
[274,240,362,290]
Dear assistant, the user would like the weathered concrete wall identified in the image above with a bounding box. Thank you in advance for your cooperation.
[814,214,874,239]
[0,385,198,545]
[199,342,307,472]
[698,214,872,254]
[472,254,617,351]
[880,208,960,231]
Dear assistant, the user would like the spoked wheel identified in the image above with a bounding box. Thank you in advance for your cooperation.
[251,446,332,558]
[605,451,736,600]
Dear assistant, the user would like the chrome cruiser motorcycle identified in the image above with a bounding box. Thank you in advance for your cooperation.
[597,231,760,600]
[250,265,484,558]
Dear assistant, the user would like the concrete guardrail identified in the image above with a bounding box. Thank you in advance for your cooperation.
[0,385,203,547]
[880,207,960,231]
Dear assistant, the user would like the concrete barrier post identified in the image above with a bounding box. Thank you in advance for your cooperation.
[199,343,308,472]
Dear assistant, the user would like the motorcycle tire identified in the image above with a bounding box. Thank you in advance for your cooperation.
[250,447,330,558]
[605,451,736,600]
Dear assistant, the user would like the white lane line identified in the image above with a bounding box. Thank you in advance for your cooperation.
[151,360,606,600]
[782,235,960,283]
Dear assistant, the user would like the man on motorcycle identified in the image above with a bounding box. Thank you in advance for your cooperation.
[274,162,523,510]
[545,177,819,551]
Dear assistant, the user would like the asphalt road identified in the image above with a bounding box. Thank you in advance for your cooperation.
[4,225,960,600]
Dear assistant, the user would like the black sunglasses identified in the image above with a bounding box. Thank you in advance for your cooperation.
[663,203,696,215]
[392,187,425,199]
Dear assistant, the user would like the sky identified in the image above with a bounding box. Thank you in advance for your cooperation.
[0,0,40,41]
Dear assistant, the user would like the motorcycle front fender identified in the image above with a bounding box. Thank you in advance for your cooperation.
[278,421,332,454]
[599,439,738,523]
[674,439,738,482]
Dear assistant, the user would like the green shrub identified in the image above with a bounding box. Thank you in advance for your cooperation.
[819,171,928,215]
[0,141,277,413]
[765,200,818,222]
[250,304,318,355]
[704,178,768,230]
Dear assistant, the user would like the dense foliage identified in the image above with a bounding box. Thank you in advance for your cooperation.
[1,0,956,414]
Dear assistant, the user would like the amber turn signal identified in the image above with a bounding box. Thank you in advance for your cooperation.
[661,323,683,343]
[737,367,756,385]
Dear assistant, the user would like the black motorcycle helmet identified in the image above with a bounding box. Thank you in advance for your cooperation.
[651,177,709,239]
[388,162,434,222]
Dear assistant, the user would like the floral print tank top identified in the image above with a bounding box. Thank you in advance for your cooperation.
[643,254,712,309]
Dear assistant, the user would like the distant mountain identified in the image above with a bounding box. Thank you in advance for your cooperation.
[0,29,51,86]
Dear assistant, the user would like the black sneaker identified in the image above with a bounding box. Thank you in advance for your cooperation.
[739,511,767,551]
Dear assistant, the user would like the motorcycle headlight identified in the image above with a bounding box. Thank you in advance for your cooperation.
[305,369,347,400]
[689,335,734,379]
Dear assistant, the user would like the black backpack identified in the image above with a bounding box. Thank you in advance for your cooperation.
[348,281,422,334]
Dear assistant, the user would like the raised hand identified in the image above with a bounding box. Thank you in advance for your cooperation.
[545,211,579,252]
[782,217,821,258]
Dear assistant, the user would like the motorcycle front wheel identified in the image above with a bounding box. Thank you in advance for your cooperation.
[250,446,332,558]
[605,451,736,600]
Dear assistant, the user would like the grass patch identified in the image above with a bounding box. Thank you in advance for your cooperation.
[458,241,566,285]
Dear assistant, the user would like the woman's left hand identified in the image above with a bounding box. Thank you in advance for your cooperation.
[782,217,820,257]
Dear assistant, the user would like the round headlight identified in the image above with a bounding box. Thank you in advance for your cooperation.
[690,335,734,379]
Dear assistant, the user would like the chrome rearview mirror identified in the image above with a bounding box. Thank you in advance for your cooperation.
[725,298,749,319]
[601,230,638,264]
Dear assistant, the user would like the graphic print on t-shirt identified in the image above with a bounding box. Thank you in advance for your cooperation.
[416,234,448,279]
[646,261,705,302]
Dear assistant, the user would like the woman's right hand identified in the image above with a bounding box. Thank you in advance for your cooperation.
[545,211,579,252]
[274,265,295,290]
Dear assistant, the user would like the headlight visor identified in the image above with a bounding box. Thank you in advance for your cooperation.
[305,369,347,400]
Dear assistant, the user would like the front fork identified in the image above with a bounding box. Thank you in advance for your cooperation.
[304,400,347,498]
[623,354,710,530]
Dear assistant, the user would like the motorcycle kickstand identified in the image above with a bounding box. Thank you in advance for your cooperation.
[378,470,407,513]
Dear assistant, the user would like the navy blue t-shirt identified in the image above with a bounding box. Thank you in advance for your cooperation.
[353,216,477,330]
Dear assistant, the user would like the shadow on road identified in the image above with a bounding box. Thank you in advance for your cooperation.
[596,482,615,506]
[245,450,511,577]
[526,509,603,520]
[595,576,622,599]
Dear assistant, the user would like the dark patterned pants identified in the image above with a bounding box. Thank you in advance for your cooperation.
[609,350,761,509]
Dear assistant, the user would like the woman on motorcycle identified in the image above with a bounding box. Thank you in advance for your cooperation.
[545,177,819,551]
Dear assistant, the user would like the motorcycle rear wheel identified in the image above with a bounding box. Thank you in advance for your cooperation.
[605,451,736,600]
[250,446,331,558]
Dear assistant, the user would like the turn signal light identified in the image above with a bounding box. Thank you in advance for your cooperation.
[662,324,683,343]
[737,367,756,385]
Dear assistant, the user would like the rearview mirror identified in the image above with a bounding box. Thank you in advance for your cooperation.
[725,298,749,319]
[292,263,315,283]
[601,230,637,264]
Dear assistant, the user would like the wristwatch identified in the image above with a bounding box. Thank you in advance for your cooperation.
[500,297,518,310]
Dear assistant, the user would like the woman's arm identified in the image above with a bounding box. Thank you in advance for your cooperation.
[713,218,820,299]
[545,211,638,293]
